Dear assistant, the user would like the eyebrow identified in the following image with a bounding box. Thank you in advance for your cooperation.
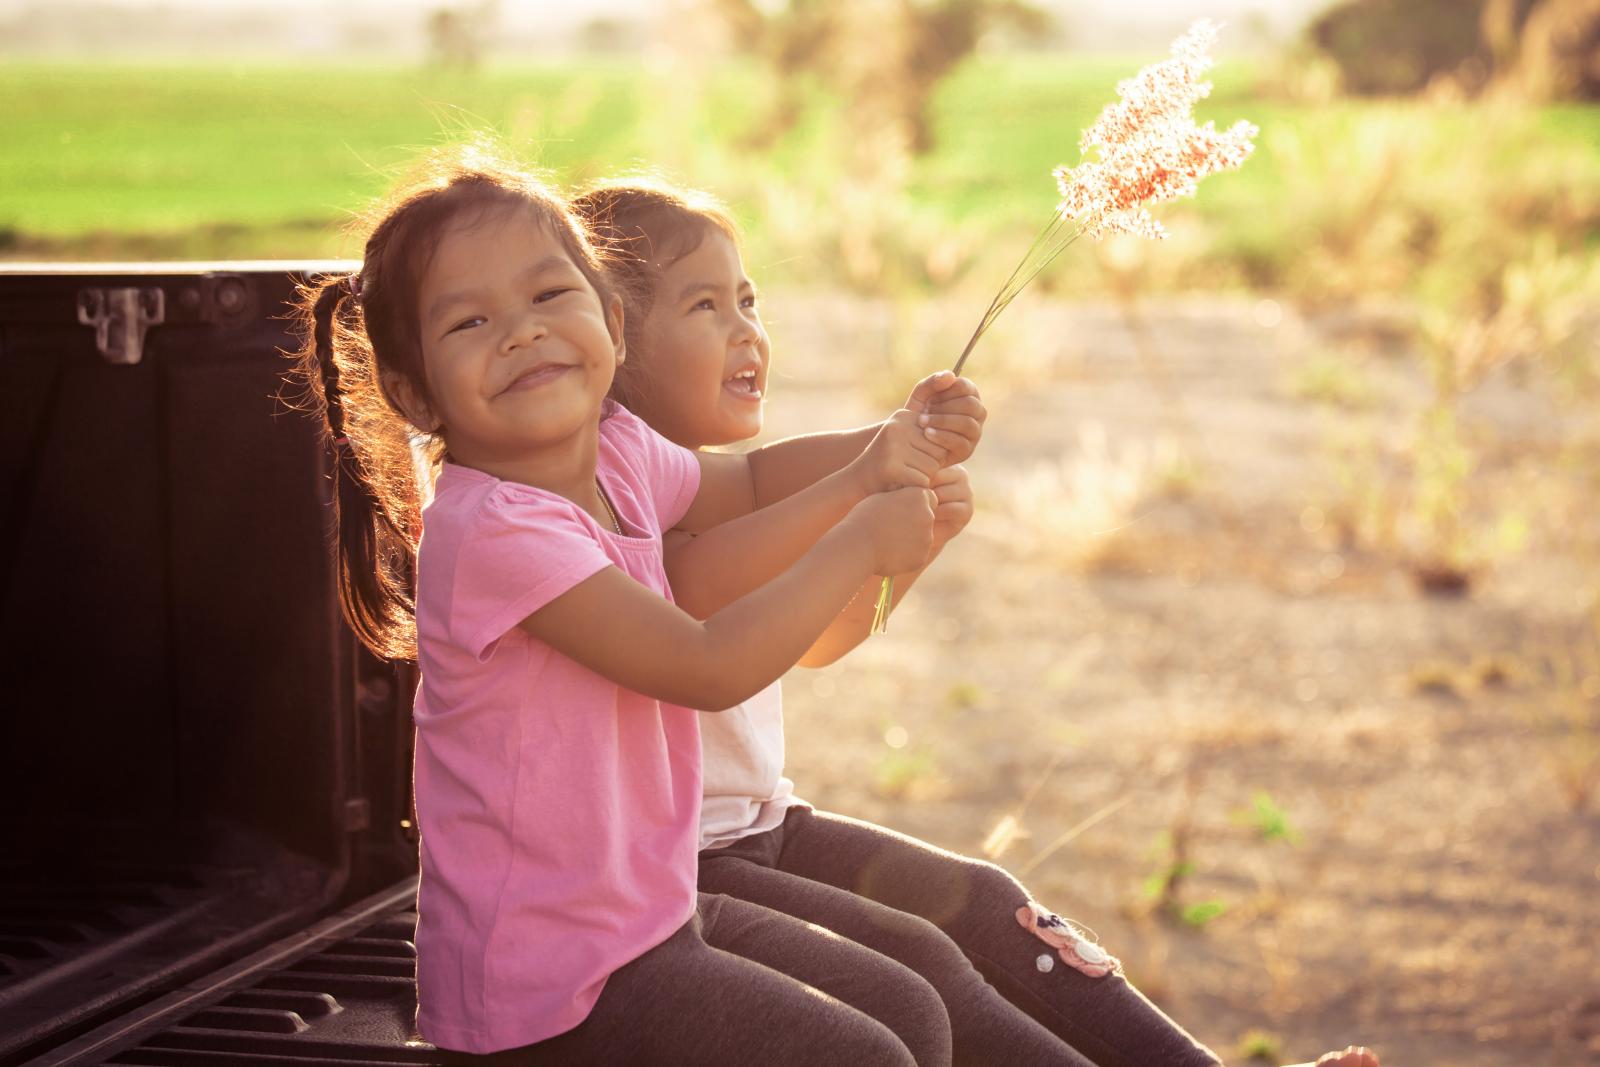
[425,254,577,325]
[673,276,756,304]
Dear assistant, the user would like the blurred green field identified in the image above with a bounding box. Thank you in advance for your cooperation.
[3,56,1598,294]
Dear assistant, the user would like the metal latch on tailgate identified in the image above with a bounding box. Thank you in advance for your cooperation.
[76,286,165,365]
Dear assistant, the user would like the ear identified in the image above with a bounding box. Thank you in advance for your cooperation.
[380,370,442,433]
[605,292,626,367]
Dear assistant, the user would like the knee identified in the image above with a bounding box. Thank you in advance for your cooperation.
[881,965,953,1067]
[967,858,1028,905]
[880,908,981,983]
[934,856,1030,937]
[834,1016,923,1067]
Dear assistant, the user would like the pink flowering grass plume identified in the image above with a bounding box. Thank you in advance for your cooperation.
[873,20,1256,634]
[1057,18,1258,241]
[949,18,1258,377]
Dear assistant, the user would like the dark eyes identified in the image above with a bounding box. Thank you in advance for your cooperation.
[445,289,573,334]
[691,294,758,313]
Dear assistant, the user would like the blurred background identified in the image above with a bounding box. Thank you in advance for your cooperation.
[3,1,1597,1064]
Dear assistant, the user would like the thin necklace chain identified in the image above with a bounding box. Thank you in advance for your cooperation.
[596,478,622,535]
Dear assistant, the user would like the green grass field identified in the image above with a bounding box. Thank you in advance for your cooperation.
[3,56,1598,293]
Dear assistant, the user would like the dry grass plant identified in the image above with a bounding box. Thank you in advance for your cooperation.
[1528,607,1600,812]
[996,423,1187,572]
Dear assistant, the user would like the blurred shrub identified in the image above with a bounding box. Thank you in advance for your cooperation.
[1307,0,1599,102]
[708,0,1051,158]
[1516,0,1600,102]
[1307,0,1503,96]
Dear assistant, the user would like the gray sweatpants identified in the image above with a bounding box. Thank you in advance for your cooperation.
[438,891,952,1065]
[698,807,1223,1067]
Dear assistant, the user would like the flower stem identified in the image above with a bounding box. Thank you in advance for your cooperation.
[871,576,895,634]
[874,213,1079,640]
[953,213,1079,376]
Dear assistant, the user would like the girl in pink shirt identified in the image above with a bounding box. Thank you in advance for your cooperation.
[572,179,1380,1067]
[289,151,975,1064]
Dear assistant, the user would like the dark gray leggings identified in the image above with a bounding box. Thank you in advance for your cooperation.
[439,891,952,1065]
[698,807,1223,1067]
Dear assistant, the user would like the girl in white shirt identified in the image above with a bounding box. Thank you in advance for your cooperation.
[573,179,1379,1067]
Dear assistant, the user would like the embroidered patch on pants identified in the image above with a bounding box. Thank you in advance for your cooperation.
[1015,901,1119,978]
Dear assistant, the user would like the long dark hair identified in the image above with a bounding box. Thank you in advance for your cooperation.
[288,149,616,660]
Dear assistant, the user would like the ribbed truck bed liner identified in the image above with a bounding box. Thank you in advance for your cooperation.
[31,879,441,1066]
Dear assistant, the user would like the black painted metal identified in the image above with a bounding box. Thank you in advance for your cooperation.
[35,879,440,1066]
[0,265,419,1065]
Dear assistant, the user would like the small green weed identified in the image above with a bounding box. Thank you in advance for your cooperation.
[1233,791,1301,845]
[1237,1028,1283,1063]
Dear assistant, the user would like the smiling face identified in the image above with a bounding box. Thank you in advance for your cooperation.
[633,229,769,450]
[405,204,624,474]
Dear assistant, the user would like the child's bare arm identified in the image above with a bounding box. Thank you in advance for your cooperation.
[799,464,973,667]
[745,371,984,506]
[667,373,984,618]
[518,488,936,711]
[667,411,943,619]
[744,425,879,507]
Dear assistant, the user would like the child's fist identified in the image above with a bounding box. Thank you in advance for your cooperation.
[849,486,937,577]
[851,409,945,495]
[905,370,986,466]
[929,464,974,552]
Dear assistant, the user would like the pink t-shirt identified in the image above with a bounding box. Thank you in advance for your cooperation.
[410,402,703,1054]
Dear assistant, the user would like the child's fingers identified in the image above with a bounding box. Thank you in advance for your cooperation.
[925,376,982,411]
[906,437,947,471]
[917,413,982,437]
[903,370,957,413]
[930,465,970,499]
[903,422,949,461]
[921,427,971,455]
[923,393,986,420]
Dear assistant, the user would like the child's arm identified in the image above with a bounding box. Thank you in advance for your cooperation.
[745,371,984,507]
[798,463,973,667]
[666,372,985,625]
[518,487,936,711]
[665,410,945,620]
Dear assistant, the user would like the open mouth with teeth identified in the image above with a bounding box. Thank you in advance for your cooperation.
[724,367,763,399]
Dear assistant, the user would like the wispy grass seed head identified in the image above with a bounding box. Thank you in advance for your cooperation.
[1055,19,1258,240]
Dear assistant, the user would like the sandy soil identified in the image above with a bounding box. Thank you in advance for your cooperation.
[749,292,1600,1067]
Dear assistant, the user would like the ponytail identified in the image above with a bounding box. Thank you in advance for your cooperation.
[287,149,615,661]
[297,274,419,662]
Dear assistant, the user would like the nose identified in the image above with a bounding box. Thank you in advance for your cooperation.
[501,307,548,352]
[730,310,761,350]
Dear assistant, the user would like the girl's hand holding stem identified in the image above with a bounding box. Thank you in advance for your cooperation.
[846,486,939,578]
[904,371,987,467]
[862,372,983,632]
[848,408,947,496]
[929,465,974,555]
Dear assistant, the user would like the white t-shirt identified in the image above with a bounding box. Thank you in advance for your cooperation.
[697,681,807,851]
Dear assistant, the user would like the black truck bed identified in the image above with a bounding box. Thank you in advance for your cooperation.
[33,879,440,1067]
[2,264,422,1066]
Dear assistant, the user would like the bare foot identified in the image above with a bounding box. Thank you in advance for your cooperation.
[1282,1047,1379,1067]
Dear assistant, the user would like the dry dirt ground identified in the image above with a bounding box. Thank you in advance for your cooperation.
[747,292,1600,1067]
